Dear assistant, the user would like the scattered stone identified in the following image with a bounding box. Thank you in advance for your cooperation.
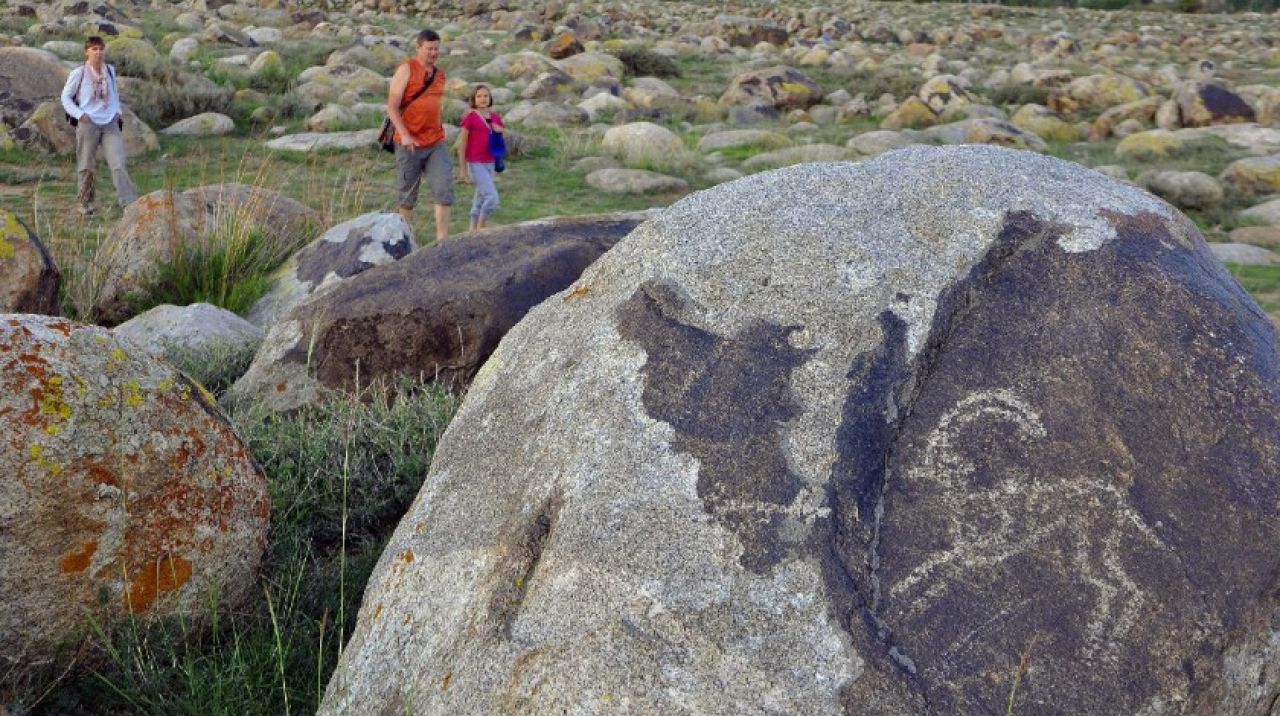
[1174,81,1257,128]
[1220,154,1280,196]
[741,143,849,170]
[1209,242,1280,265]
[586,167,689,194]
[602,122,685,165]
[265,129,380,152]
[697,129,791,153]
[1138,170,1224,210]
[161,112,235,136]
[720,66,824,111]
[1228,225,1280,250]
[1115,129,1185,161]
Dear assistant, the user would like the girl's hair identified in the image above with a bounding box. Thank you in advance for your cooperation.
[468,84,493,108]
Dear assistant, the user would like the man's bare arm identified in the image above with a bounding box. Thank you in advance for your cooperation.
[386,63,413,150]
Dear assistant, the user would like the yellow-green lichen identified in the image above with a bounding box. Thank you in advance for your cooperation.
[124,380,144,408]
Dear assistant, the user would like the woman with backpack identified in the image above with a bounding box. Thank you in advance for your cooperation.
[456,84,505,232]
[60,36,138,217]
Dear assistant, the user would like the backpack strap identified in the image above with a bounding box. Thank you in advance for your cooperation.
[399,65,436,110]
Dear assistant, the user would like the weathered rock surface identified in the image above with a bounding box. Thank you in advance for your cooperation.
[113,303,263,387]
[0,210,59,315]
[1,314,269,672]
[321,146,1280,716]
[586,167,689,194]
[246,212,416,330]
[265,129,380,152]
[720,66,824,111]
[94,184,319,325]
[228,213,648,413]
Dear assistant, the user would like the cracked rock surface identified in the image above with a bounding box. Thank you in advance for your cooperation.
[321,146,1280,715]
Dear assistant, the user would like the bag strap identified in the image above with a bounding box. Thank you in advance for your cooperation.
[399,65,436,110]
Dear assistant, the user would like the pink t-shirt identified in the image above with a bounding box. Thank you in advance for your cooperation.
[461,110,503,163]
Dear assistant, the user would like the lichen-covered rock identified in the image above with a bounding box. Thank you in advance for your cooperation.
[1010,104,1076,142]
[93,184,319,325]
[554,51,625,84]
[1174,81,1256,128]
[0,314,269,672]
[601,122,684,165]
[713,14,788,47]
[917,74,974,115]
[1115,129,1186,161]
[246,212,416,330]
[1221,154,1280,197]
[228,213,648,413]
[161,112,235,136]
[320,146,1280,716]
[586,167,690,194]
[1066,73,1150,112]
[0,210,59,315]
[720,66,824,111]
[880,96,938,130]
[1138,169,1224,210]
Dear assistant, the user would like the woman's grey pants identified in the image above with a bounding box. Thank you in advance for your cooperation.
[467,161,499,220]
[76,120,138,209]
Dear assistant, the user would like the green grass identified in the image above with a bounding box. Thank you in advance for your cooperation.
[1227,264,1280,314]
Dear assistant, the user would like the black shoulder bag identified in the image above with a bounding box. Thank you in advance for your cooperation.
[378,67,436,153]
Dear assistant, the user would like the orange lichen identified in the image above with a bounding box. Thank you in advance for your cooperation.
[400,549,415,564]
[442,671,452,691]
[563,284,592,302]
[275,382,288,392]
[46,320,73,337]
[59,540,98,574]
[124,554,193,612]
[373,603,384,620]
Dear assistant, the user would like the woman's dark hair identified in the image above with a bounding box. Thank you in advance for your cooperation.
[85,36,105,49]
[468,84,493,109]
[415,29,440,45]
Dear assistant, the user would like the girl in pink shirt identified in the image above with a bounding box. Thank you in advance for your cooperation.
[457,85,505,231]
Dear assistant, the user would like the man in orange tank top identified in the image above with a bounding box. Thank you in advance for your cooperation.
[387,29,454,241]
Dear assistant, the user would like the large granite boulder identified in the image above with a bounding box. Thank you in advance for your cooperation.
[246,212,416,330]
[227,213,648,413]
[320,146,1280,715]
[0,315,269,674]
[0,47,68,102]
[0,210,59,315]
[92,184,319,324]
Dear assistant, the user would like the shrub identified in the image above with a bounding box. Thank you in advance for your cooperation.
[128,211,296,317]
[617,48,682,79]
[127,70,235,128]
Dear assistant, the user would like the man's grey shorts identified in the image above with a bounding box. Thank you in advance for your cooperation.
[395,140,454,208]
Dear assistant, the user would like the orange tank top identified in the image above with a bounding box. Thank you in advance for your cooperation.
[395,59,445,147]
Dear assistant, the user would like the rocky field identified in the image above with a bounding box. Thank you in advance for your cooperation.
[2,0,1280,714]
